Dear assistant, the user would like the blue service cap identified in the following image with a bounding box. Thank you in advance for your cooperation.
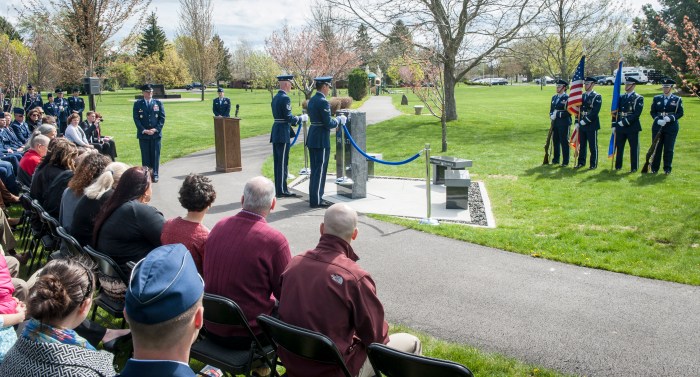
[55,88,63,93]
[556,79,569,87]
[624,77,640,84]
[217,87,224,93]
[126,244,204,324]
[13,107,25,115]
[72,87,80,93]
[277,75,294,81]
[140,84,153,92]
[584,77,597,83]
[0,112,4,118]
[660,78,675,86]
[315,76,333,87]
[27,84,34,90]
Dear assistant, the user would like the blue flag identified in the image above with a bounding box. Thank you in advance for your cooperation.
[608,60,623,159]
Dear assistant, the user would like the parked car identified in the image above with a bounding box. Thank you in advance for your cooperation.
[599,76,615,85]
[489,78,508,85]
[186,82,206,90]
[534,76,555,85]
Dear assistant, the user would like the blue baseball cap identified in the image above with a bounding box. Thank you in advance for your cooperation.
[126,244,204,324]
[277,75,294,81]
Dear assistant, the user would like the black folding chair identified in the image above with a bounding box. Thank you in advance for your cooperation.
[83,245,129,328]
[190,294,276,377]
[55,226,85,258]
[257,314,353,377]
[367,342,474,377]
[27,204,59,273]
[15,193,33,248]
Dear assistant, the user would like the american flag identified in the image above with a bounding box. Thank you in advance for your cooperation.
[567,56,585,115]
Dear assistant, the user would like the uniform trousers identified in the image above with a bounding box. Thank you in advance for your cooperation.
[577,128,598,168]
[614,129,640,171]
[139,138,161,178]
[552,124,570,165]
[272,142,291,195]
[308,147,330,206]
[651,124,678,173]
[0,160,18,195]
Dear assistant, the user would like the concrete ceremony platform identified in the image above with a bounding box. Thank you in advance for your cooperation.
[289,174,496,227]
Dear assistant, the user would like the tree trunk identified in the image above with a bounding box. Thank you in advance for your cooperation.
[201,87,205,101]
[443,61,458,121]
[441,112,448,152]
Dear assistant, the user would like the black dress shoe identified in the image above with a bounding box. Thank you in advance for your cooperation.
[560,163,568,167]
[152,176,159,183]
[574,164,584,169]
[310,200,333,208]
[630,169,637,173]
[664,170,671,175]
[277,192,300,198]
[589,166,597,170]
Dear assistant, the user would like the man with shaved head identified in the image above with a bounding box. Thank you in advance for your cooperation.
[278,204,421,377]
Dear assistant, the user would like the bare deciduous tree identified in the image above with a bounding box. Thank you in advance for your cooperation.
[176,0,218,101]
[266,25,320,99]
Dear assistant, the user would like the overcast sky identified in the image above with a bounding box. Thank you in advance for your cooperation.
[4,0,659,51]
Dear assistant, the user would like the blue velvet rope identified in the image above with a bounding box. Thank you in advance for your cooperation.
[342,124,422,166]
[290,122,302,146]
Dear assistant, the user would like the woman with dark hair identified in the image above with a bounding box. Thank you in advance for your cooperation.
[0,258,117,376]
[29,137,78,219]
[60,152,110,231]
[161,173,216,275]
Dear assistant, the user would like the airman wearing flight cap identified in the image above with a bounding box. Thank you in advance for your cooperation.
[648,78,683,174]
[21,84,43,113]
[613,76,644,172]
[575,77,602,169]
[271,74,303,198]
[213,87,231,117]
[120,243,204,377]
[67,87,85,122]
[133,84,165,182]
[549,79,572,166]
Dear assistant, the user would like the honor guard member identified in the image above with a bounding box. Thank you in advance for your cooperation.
[271,74,304,198]
[575,77,602,169]
[54,88,70,134]
[133,84,165,182]
[613,77,644,172]
[212,87,231,117]
[649,78,684,174]
[307,76,346,208]
[0,90,11,113]
[21,84,43,113]
[10,107,31,144]
[549,79,572,166]
[43,92,58,118]
[68,87,85,122]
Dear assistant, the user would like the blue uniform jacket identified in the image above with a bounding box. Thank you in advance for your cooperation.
[10,120,31,144]
[54,97,70,121]
[650,94,683,130]
[270,90,300,143]
[43,101,59,118]
[133,98,165,139]
[549,94,571,126]
[616,92,644,131]
[213,96,231,117]
[118,359,196,377]
[1,98,11,113]
[68,96,85,115]
[306,92,338,148]
[0,127,23,150]
[580,91,602,130]
[22,94,43,112]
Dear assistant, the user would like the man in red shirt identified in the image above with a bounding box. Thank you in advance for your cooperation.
[278,204,421,377]
[203,176,291,375]
[19,134,49,180]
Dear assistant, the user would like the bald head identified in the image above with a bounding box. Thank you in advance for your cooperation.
[322,204,358,242]
[242,176,276,216]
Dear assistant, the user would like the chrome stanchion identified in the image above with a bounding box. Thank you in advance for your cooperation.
[299,111,310,175]
[419,143,439,225]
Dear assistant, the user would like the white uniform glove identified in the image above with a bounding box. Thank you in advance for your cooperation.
[663,116,671,123]
[658,119,666,126]
[550,113,556,121]
[337,114,347,125]
[618,121,624,127]
[580,119,586,126]
[612,127,616,134]
[300,114,309,123]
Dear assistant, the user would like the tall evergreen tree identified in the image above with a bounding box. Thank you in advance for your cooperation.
[212,34,232,85]
[0,16,22,41]
[138,12,167,60]
[354,24,374,66]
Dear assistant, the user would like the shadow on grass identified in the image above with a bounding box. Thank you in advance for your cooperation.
[631,173,669,186]
[577,168,630,183]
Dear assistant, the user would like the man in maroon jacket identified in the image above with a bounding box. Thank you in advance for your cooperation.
[278,204,421,377]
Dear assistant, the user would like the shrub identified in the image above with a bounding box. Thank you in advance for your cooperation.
[348,68,368,101]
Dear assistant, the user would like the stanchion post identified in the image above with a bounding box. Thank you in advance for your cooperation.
[300,110,310,175]
[420,143,439,225]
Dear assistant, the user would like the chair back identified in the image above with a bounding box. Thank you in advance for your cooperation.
[40,211,60,239]
[19,193,33,211]
[367,343,474,377]
[257,314,353,377]
[55,226,85,258]
[83,245,130,284]
[201,294,267,347]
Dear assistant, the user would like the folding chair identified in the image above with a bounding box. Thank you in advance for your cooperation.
[55,226,85,258]
[257,314,353,377]
[367,343,473,377]
[190,294,276,377]
[15,193,33,248]
[27,203,59,273]
[83,245,129,328]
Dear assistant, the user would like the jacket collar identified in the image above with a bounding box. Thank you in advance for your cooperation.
[314,233,359,262]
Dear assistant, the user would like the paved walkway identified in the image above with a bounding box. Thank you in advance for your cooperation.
[150,96,700,376]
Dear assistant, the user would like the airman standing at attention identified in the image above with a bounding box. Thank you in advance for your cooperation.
[271,75,304,198]
[212,87,231,117]
[21,84,43,113]
[575,77,602,170]
[133,84,165,182]
[614,77,644,172]
[649,78,683,174]
[0,90,11,113]
[68,87,85,122]
[54,88,70,134]
[549,79,572,166]
[43,93,58,119]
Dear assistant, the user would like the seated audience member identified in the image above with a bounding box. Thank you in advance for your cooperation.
[64,113,94,152]
[81,111,117,161]
[120,244,204,377]
[36,123,57,139]
[59,152,110,232]
[71,162,129,247]
[30,138,78,224]
[161,173,216,275]
[93,166,163,298]
[25,108,42,135]
[0,253,27,363]
[19,133,50,186]
[278,204,422,377]
[0,113,22,192]
[204,176,289,376]
[0,258,117,376]
[10,107,31,145]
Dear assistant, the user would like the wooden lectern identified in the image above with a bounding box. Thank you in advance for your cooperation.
[214,117,242,172]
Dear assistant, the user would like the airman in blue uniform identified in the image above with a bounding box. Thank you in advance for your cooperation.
[613,77,644,172]
[133,84,165,182]
[21,84,43,113]
[575,77,602,169]
[549,79,572,166]
[54,88,70,134]
[270,75,303,198]
[0,90,11,113]
[43,92,59,118]
[68,87,85,122]
[212,87,231,117]
[10,107,31,144]
[306,76,346,208]
[649,78,684,174]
